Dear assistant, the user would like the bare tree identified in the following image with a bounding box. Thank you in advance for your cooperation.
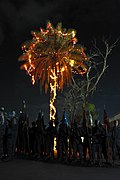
[58,38,118,123]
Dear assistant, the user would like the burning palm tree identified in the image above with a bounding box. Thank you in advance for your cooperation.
[18,21,89,123]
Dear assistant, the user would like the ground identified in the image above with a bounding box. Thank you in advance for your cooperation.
[0,159,120,180]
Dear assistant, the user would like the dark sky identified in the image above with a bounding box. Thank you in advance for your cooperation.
[0,0,120,123]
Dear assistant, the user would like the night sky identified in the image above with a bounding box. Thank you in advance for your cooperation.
[0,0,120,123]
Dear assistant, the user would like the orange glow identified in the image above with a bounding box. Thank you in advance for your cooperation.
[18,21,89,122]
[54,137,57,157]
[50,69,57,122]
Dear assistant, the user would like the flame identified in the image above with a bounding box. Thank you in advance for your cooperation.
[50,68,57,124]
[69,59,75,67]
[19,21,89,126]
[54,137,57,157]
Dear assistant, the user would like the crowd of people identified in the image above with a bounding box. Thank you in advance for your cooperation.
[0,101,120,167]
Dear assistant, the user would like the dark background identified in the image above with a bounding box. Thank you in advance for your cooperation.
[0,0,120,124]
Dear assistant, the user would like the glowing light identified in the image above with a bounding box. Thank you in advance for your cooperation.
[81,137,84,143]
[50,69,57,123]
[72,30,76,38]
[61,67,65,72]
[54,137,57,156]
[32,75,35,85]
[18,21,89,124]
[69,60,75,67]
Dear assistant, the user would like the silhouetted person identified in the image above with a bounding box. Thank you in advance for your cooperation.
[46,120,56,159]
[29,121,36,155]
[35,111,45,159]
[72,121,83,162]
[92,120,102,164]
[111,120,120,162]
[0,107,6,160]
